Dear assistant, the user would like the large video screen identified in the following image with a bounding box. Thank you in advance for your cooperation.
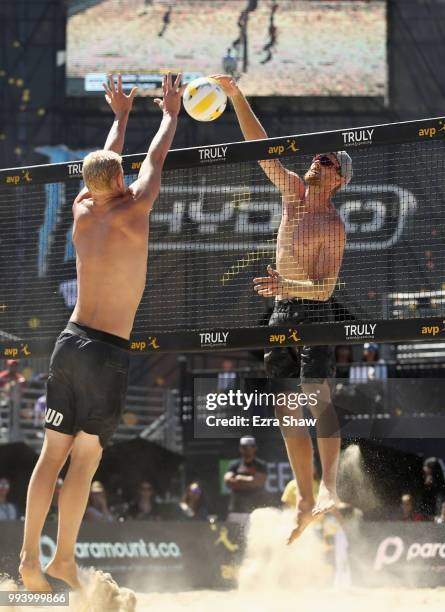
[66,0,387,98]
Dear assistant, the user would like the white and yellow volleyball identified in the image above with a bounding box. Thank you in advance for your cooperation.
[182,77,227,122]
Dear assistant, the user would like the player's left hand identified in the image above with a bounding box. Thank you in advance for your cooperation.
[103,73,138,117]
[253,265,285,297]
[210,74,240,97]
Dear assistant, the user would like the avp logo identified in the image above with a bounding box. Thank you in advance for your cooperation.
[45,408,64,427]
[214,526,239,552]
[268,138,299,156]
[199,331,229,347]
[5,170,32,185]
[421,320,445,337]
[130,337,159,351]
[269,327,301,345]
[341,128,374,146]
[198,145,228,163]
[418,120,445,138]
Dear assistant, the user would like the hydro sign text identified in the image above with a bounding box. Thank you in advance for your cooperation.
[38,184,418,274]
[149,184,417,251]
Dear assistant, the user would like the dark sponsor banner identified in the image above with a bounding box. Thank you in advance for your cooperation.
[1,317,444,357]
[1,521,243,591]
[346,522,445,588]
[1,117,445,185]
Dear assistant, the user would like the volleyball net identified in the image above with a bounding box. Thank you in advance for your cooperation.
[0,117,445,356]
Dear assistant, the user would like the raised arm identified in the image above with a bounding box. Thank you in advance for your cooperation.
[129,73,182,212]
[102,74,138,154]
[212,75,305,200]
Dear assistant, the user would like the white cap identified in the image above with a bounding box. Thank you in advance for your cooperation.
[240,436,257,447]
[334,151,353,186]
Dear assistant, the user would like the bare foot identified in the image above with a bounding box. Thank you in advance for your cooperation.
[287,499,315,545]
[19,556,52,592]
[312,480,339,518]
[45,559,81,590]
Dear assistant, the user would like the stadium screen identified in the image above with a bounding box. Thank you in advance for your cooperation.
[66,0,387,98]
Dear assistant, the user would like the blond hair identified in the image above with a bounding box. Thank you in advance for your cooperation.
[82,150,123,194]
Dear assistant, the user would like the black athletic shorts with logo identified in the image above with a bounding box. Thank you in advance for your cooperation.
[45,322,130,448]
[264,299,335,386]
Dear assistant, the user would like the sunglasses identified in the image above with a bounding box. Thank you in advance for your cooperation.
[312,154,341,172]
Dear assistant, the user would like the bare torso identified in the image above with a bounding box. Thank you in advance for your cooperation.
[70,189,148,339]
[276,194,345,301]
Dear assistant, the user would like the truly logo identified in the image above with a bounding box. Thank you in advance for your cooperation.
[67,163,83,176]
[341,128,374,146]
[344,323,377,340]
[199,331,229,347]
[198,146,228,163]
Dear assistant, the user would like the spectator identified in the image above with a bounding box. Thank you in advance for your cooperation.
[420,457,445,519]
[84,481,113,522]
[178,481,208,520]
[349,343,388,383]
[125,480,159,520]
[47,478,63,521]
[435,501,445,524]
[0,360,25,388]
[33,394,46,428]
[158,4,172,37]
[217,359,237,392]
[398,493,426,522]
[0,477,17,520]
[222,48,238,76]
[335,346,353,379]
[224,436,267,520]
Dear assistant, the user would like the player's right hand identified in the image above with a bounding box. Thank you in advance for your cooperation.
[154,73,184,116]
[102,73,138,117]
[210,74,240,97]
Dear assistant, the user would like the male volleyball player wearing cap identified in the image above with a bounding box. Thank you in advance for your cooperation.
[213,75,352,544]
[19,73,183,591]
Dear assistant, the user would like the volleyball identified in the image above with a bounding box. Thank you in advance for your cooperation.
[182,77,227,122]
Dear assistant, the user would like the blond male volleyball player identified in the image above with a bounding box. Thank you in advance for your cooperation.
[19,73,183,591]
[213,75,352,544]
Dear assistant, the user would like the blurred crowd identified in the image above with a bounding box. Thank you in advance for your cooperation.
[1,351,445,526]
[2,436,445,526]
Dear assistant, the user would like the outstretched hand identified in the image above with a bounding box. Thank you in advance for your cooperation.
[209,74,240,97]
[103,73,138,117]
[154,73,184,116]
[253,265,285,297]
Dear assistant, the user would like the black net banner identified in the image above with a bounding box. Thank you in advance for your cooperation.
[0,117,445,356]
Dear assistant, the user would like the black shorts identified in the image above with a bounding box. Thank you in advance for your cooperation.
[264,299,335,385]
[45,322,130,448]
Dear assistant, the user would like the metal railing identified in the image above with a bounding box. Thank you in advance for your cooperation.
[0,381,183,453]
